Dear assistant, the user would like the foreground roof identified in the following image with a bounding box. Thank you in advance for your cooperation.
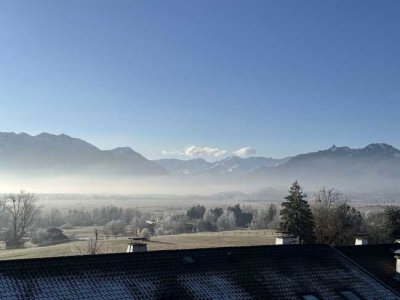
[337,243,400,293]
[0,244,398,299]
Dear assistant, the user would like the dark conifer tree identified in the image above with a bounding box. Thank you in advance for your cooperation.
[279,181,315,243]
[383,206,400,241]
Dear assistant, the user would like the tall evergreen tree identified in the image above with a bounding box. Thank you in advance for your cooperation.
[279,181,315,244]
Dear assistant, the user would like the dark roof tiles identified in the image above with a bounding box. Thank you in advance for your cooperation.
[0,244,398,299]
[337,243,400,293]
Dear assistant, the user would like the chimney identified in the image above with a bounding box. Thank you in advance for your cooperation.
[355,233,369,246]
[394,249,400,281]
[127,238,147,253]
[275,232,299,245]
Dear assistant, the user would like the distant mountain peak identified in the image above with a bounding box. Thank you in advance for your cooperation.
[221,156,241,162]
[0,132,30,138]
[323,143,399,155]
[327,145,351,152]
[108,147,138,157]
[0,131,166,176]
[191,158,208,162]
[328,145,338,152]
[36,132,54,137]
[35,132,68,140]
[364,143,395,151]
[18,132,31,137]
[111,146,134,152]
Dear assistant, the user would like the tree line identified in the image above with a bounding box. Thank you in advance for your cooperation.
[2,183,400,247]
[279,181,400,245]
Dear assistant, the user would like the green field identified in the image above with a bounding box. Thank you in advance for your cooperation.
[0,228,276,260]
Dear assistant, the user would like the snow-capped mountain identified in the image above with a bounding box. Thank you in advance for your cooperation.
[157,143,400,182]
[204,156,290,175]
[154,156,290,176]
[154,158,212,175]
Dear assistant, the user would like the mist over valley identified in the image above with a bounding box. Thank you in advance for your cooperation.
[0,132,399,199]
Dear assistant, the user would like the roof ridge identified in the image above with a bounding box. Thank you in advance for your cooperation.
[0,244,331,264]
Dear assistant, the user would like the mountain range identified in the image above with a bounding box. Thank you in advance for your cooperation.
[256,143,400,177]
[251,143,400,189]
[0,132,399,188]
[0,132,165,176]
[155,156,290,176]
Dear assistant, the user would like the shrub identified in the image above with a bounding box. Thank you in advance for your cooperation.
[217,212,236,231]
[104,219,127,237]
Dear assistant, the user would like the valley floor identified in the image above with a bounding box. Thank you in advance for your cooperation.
[0,228,276,260]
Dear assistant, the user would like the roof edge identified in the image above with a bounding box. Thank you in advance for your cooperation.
[331,245,400,297]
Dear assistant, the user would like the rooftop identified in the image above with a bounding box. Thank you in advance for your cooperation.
[336,243,400,293]
[0,244,398,299]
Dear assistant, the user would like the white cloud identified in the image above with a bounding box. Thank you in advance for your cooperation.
[184,145,226,157]
[233,147,256,157]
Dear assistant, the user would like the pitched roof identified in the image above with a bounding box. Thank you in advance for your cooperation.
[336,243,400,293]
[0,244,398,299]
[47,228,63,234]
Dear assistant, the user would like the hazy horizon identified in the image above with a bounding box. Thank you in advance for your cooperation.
[0,131,398,194]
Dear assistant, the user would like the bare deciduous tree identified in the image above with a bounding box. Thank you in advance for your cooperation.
[314,187,346,207]
[4,191,41,244]
[0,198,6,222]
[86,228,102,254]
[311,187,361,245]
[72,228,102,255]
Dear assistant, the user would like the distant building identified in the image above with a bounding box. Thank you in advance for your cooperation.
[275,231,299,245]
[0,228,9,241]
[4,239,24,249]
[47,228,63,236]
[43,228,69,245]
[354,233,369,246]
[0,244,398,299]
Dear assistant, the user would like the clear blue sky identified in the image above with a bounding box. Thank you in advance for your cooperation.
[1,0,399,159]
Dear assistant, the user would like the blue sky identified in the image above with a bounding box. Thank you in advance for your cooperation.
[1,1,399,160]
